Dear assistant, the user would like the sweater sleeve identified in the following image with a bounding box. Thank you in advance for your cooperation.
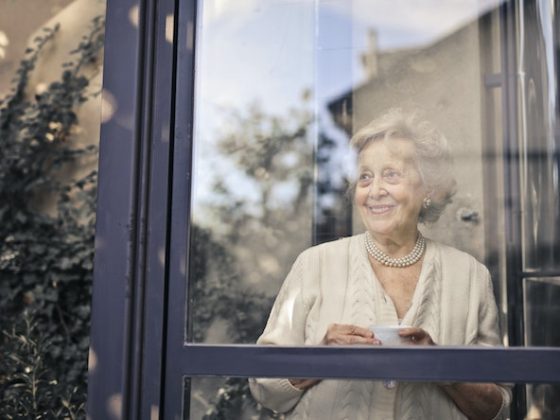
[249,251,316,413]
[475,264,502,347]
[475,264,512,420]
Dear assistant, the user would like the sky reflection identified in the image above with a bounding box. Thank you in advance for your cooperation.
[192,0,504,214]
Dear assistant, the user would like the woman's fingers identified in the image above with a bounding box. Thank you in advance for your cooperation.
[324,323,379,345]
[328,323,374,340]
[399,327,435,345]
[333,323,374,337]
[323,324,435,346]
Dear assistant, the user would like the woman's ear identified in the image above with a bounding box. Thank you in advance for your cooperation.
[421,189,434,209]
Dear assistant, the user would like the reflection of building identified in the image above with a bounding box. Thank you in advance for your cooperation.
[327,17,490,261]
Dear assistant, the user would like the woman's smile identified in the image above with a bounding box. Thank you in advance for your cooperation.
[367,203,396,215]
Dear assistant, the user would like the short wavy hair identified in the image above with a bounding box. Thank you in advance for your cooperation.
[350,108,457,223]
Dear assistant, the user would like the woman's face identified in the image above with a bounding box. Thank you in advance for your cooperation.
[354,138,426,241]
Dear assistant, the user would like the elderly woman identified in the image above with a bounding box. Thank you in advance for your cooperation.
[249,109,510,419]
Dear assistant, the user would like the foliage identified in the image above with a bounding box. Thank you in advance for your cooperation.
[0,16,104,418]
[191,100,349,419]
[188,103,315,419]
[200,103,315,290]
[0,312,84,419]
[189,225,273,345]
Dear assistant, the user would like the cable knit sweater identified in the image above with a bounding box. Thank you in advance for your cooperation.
[249,233,511,420]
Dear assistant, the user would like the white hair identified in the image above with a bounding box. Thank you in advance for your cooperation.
[350,108,456,223]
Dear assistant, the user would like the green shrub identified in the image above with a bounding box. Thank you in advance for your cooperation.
[0,17,104,419]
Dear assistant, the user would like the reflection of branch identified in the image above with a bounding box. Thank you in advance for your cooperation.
[293,174,312,215]
[192,391,211,409]
[261,184,271,225]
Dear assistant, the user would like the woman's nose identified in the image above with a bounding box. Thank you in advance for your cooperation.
[368,178,387,197]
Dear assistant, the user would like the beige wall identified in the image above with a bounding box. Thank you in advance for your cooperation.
[10,0,106,214]
[0,0,73,94]
[351,21,487,261]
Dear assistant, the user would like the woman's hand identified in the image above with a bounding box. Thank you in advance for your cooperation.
[288,378,320,390]
[398,328,505,419]
[322,323,381,345]
[290,324,380,392]
[398,327,435,345]
[439,382,505,420]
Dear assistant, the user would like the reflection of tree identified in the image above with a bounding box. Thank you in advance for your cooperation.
[314,130,352,242]
[196,102,314,303]
[526,277,560,419]
[189,225,279,419]
[191,101,313,419]
[190,98,351,418]
[189,225,273,344]
[217,103,313,225]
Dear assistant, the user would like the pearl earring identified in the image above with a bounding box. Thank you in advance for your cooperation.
[423,197,432,209]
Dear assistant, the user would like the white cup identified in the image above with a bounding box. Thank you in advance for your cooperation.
[369,325,411,346]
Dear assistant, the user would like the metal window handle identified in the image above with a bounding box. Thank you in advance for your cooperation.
[456,207,479,224]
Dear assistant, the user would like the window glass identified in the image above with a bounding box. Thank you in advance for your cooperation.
[190,0,316,344]
[189,0,513,348]
[523,277,560,346]
[185,0,559,360]
[516,0,560,271]
[185,376,560,420]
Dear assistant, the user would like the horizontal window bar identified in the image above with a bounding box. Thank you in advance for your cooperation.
[178,344,560,383]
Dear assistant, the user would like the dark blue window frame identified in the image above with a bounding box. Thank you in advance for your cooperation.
[87,0,560,419]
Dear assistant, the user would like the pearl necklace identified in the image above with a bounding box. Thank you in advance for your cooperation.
[365,231,425,268]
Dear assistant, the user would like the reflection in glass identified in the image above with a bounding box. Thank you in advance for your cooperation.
[517,0,560,270]
[526,383,560,420]
[523,278,560,418]
[185,376,526,420]
[523,277,560,347]
[190,0,508,349]
[190,0,316,344]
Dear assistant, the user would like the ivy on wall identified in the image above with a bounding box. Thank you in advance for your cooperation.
[0,17,104,418]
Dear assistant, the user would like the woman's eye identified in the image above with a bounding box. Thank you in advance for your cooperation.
[358,173,372,183]
[384,170,401,181]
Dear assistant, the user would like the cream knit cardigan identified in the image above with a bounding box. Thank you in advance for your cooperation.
[249,233,511,420]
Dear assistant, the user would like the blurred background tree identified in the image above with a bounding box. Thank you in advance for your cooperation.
[189,103,314,419]
[189,98,350,419]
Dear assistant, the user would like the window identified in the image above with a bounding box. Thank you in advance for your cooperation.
[89,0,560,418]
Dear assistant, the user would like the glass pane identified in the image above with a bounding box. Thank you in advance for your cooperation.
[188,1,511,346]
[183,376,541,420]
[0,0,105,417]
[523,277,560,347]
[189,0,510,348]
[484,86,510,344]
[526,383,560,420]
[189,0,316,344]
[517,0,560,271]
